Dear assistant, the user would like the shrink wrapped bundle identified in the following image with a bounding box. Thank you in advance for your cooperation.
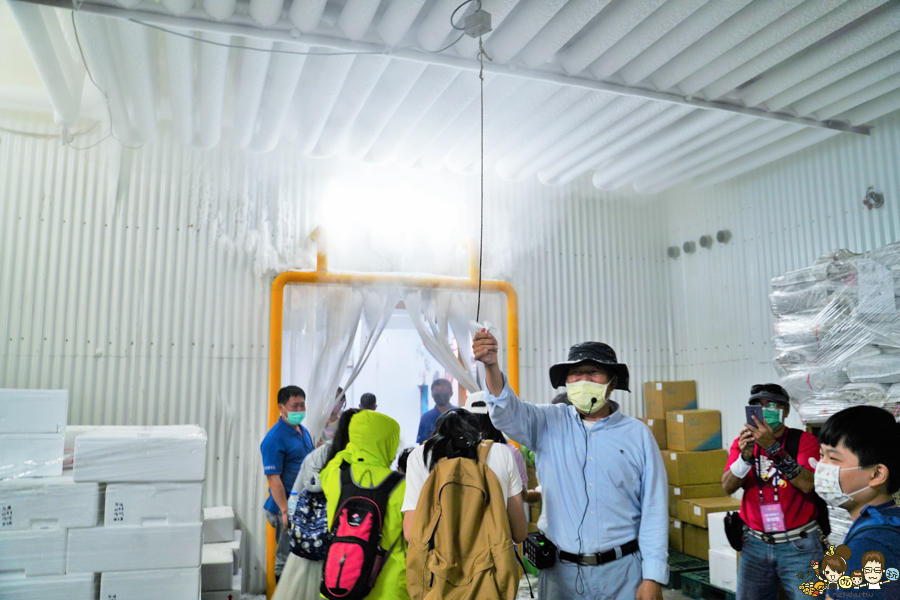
[770,243,900,423]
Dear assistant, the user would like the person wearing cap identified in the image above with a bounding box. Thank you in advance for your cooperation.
[473,332,668,600]
[722,383,823,600]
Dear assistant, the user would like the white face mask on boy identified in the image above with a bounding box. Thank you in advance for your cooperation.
[813,462,869,507]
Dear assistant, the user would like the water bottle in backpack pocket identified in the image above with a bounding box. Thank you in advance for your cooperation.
[321,461,404,600]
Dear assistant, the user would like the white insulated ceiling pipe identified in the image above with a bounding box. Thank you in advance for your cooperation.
[231,37,273,149]
[338,0,380,42]
[517,0,605,70]
[480,0,567,65]
[377,0,427,47]
[7,1,84,128]
[287,0,326,33]
[115,18,158,144]
[293,54,355,155]
[247,46,305,153]
[791,53,900,116]
[193,31,230,148]
[249,0,284,28]
[162,29,193,146]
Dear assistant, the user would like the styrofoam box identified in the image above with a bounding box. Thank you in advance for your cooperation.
[709,548,740,592]
[201,543,234,592]
[203,506,234,543]
[205,529,242,575]
[63,425,101,468]
[707,510,730,551]
[73,425,207,482]
[0,573,95,600]
[0,529,67,576]
[0,474,99,530]
[202,588,241,600]
[0,389,68,434]
[105,482,203,526]
[66,523,202,573]
[0,433,65,479]
[101,567,201,600]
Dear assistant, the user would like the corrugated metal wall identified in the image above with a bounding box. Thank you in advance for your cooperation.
[658,110,900,451]
[0,113,674,592]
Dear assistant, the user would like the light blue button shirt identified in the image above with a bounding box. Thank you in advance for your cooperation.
[486,376,669,584]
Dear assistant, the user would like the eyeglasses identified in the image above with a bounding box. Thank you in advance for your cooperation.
[863,568,883,574]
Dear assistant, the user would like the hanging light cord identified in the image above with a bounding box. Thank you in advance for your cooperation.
[475,36,491,323]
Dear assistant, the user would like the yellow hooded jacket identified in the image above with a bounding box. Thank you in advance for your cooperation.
[320,410,410,600]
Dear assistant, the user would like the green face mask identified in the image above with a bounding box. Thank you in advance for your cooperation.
[762,407,783,429]
[285,411,305,426]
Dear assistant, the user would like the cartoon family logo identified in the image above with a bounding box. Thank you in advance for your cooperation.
[798,545,899,596]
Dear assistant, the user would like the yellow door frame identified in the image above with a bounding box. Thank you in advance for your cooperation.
[265,229,519,597]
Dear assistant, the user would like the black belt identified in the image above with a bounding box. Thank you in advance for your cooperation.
[559,540,639,566]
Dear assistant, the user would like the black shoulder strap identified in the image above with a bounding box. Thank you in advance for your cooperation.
[785,427,802,459]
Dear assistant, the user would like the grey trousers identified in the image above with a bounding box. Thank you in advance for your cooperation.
[265,509,291,577]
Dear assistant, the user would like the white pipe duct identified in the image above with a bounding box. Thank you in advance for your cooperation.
[45,6,87,110]
[588,0,706,81]
[651,0,803,92]
[162,29,194,146]
[453,0,519,59]
[481,0,567,65]
[338,0,380,42]
[203,0,235,22]
[161,0,192,16]
[555,0,660,77]
[378,0,427,47]
[703,0,892,101]
[791,53,900,116]
[115,18,158,144]
[618,0,752,86]
[72,12,136,143]
[312,54,390,158]
[475,79,558,161]
[194,31,230,148]
[248,0,284,27]
[416,0,463,52]
[677,0,844,97]
[231,38,273,149]
[294,54,355,155]
[288,0,327,33]
[8,1,83,128]
[811,72,900,121]
[517,0,605,70]
[248,44,306,153]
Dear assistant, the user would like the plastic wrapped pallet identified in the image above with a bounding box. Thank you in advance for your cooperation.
[73,425,207,482]
[770,243,900,424]
[0,474,100,530]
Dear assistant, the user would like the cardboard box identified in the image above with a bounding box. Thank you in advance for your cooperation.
[0,475,100,530]
[683,523,710,561]
[666,409,722,452]
[0,434,65,478]
[202,543,235,591]
[203,506,235,543]
[0,389,68,434]
[678,497,742,528]
[0,574,95,600]
[73,425,207,482]
[668,483,725,518]
[101,567,201,600]
[105,483,203,527]
[664,449,727,486]
[707,510,731,551]
[639,418,667,449]
[66,523,202,573]
[669,518,684,552]
[0,529,67,576]
[709,548,740,592]
[644,381,697,419]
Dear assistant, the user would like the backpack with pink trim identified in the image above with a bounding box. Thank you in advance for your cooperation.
[320,461,404,600]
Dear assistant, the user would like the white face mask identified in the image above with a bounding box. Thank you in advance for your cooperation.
[814,462,869,507]
[566,380,610,415]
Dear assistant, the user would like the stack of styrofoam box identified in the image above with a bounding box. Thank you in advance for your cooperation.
[707,511,740,592]
[67,425,208,600]
[0,389,102,600]
[201,506,243,599]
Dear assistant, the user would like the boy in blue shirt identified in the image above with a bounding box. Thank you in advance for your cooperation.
[260,385,314,580]
[815,406,900,600]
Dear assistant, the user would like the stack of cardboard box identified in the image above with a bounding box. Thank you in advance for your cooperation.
[642,381,740,561]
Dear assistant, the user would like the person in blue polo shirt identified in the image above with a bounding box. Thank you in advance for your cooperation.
[415,378,456,444]
[261,385,314,581]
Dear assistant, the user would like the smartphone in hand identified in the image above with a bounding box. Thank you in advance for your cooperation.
[745,405,764,427]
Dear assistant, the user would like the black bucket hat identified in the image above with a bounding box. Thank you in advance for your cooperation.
[549,342,630,392]
[748,383,790,406]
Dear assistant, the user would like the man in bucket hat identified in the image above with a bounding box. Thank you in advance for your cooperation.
[474,332,668,600]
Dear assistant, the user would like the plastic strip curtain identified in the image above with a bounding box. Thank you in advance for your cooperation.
[402,289,507,393]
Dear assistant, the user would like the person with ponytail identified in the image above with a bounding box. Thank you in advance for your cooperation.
[401,408,527,543]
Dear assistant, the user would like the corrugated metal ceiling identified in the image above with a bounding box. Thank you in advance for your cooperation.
[8,0,900,192]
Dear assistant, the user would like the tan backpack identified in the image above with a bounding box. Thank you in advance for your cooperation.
[406,440,518,600]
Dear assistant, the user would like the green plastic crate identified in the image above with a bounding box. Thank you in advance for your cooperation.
[667,551,708,589]
[682,570,736,600]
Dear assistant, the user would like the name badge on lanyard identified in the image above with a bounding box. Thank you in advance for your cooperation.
[757,449,787,533]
